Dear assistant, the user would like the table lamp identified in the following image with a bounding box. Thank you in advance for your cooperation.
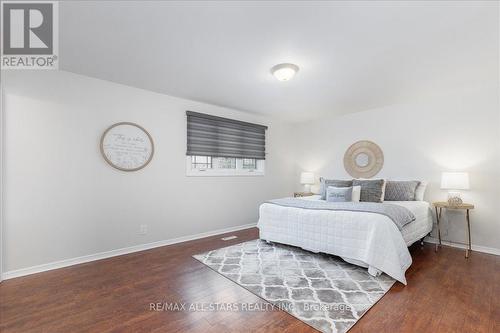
[300,172,315,193]
[441,172,469,205]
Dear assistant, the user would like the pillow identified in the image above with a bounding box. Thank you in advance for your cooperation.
[319,178,353,200]
[351,185,361,202]
[415,181,428,201]
[326,186,353,202]
[384,181,420,201]
[352,179,386,203]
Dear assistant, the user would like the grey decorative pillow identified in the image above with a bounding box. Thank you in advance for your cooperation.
[319,178,353,200]
[352,179,386,203]
[384,181,420,201]
[326,186,353,202]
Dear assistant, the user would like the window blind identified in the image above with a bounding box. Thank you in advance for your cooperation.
[186,111,268,160]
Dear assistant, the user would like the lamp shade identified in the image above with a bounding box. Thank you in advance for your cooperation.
[441,172,469,190]
[300,172,315,185]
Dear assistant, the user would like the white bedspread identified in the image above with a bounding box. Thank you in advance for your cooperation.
[257,196,432,285]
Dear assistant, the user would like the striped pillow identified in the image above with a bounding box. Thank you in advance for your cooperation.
[352,179,386,203]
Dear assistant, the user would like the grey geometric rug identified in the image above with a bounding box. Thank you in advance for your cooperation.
[193,239,395,333]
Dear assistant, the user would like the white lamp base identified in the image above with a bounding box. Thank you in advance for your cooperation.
[303,184,311,193]
[447,191,463,205]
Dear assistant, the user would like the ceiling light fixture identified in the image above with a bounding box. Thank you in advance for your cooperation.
[271,63,299,81]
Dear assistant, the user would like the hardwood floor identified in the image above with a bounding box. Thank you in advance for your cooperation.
[0,227,498,332]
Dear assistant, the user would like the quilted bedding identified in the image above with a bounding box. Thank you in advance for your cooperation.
[266,197,416,230]
[257,196,432,285]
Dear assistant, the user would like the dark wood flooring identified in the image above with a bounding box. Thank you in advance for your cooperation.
[0,227,498,332]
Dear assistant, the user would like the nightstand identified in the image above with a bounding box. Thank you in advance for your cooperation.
[294,192,314,198]
[433,201,474,258]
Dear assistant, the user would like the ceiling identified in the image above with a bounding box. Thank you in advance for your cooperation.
[60,1,498,122]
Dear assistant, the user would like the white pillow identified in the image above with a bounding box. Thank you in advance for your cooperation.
[381,180,387,202]
[415,181,428,201]
[351,185,361,202]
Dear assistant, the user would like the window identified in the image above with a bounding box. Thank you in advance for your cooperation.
[242,158,257,169]
[186,111,267,177]
[186,156,264,176]
[213,157,236,169]
[191,156,212,169]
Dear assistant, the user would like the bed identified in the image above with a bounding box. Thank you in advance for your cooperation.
[257,195,433,285]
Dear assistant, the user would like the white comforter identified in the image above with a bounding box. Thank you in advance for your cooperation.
[257,196,431,285]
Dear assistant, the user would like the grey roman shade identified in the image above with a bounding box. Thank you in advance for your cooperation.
[186,111,268,159]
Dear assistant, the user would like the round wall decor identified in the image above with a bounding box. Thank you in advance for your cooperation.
[100,122,154,171]
[343,140,384,178]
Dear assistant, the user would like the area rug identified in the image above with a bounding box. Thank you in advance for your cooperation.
[193,239,395,333]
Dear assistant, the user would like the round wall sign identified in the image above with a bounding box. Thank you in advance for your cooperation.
[100,122,154,171]
[343,140,384,178]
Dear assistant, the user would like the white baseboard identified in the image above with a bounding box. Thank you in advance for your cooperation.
[2,223,257,280]
[425,237,500,256]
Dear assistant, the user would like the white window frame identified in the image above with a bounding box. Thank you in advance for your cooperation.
[186,156,265,177]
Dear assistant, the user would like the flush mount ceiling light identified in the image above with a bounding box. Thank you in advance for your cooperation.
[271,63,299,81]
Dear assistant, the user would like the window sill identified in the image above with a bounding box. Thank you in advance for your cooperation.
[186,170,265,177]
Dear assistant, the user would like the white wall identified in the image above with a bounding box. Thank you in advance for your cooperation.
[1,70,296,273]
[292,83,500,252]
[1,63,498,275]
